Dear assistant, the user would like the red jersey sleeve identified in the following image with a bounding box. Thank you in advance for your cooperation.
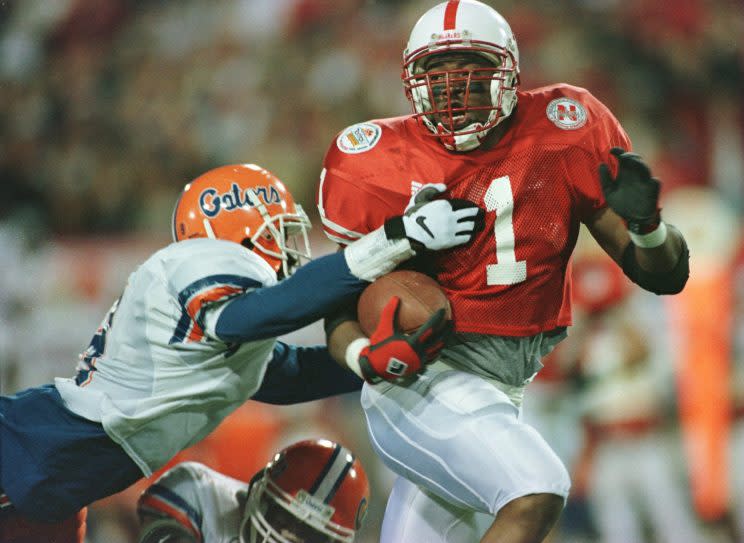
[317,120,419,245]
[558,86,632,223]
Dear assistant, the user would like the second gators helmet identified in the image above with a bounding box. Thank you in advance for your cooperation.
[241,439,370,543]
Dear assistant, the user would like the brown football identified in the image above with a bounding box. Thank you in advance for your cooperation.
[357,270,451,335]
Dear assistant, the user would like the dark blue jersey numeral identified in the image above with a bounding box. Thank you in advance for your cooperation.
[75,297,120,385]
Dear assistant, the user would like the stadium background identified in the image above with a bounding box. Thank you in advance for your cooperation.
[1,0,742,541]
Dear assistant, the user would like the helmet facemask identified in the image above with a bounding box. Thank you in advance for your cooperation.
[403,45,519,151]
[241,471,352,543]
[242,190,312,279]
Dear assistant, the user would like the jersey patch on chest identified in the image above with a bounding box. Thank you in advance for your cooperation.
[546,98,587,130]
[336,122,382,154]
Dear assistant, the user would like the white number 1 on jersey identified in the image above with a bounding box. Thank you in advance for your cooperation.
[484,176,526,285]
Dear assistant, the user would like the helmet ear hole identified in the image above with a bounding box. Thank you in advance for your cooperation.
[241,238,255,250]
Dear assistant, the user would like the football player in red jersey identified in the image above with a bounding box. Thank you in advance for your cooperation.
[317,1,690,542]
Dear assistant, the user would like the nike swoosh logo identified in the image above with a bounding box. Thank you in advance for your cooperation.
[416,215,434,238]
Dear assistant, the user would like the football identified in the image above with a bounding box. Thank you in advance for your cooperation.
[357,270,451,335]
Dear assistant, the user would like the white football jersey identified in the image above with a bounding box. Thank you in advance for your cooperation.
[138,461,246,543]
[55,238,278,475]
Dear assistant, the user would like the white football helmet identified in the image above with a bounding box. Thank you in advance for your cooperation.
[402,0,520,151]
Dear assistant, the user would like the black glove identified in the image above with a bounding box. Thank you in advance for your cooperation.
[599,147,661,234]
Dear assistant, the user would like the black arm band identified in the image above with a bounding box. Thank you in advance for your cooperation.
[323,298,360,338]
[620,227,690,295]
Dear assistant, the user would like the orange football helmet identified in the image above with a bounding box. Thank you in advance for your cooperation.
[241,439,370,543]
[172,164,311,277]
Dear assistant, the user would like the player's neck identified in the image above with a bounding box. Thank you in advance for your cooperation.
[477,110,516,151]
[440,110,516,154]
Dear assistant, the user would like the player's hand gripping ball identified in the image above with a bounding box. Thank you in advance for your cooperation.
[356,271,453,383]
[358,270,451,334]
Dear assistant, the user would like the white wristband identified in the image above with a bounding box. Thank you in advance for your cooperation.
[629,221,668,248]
[344,226,416,282]
[345,337,371,379]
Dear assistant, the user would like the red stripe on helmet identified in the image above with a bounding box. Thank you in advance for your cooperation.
[443,0,460,30]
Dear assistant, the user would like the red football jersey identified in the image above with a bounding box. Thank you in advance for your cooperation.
[318,84,631,336]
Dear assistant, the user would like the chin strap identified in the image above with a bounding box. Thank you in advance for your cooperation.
[434,121,493,152]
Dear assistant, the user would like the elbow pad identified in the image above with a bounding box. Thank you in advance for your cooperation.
[620,233,690,295]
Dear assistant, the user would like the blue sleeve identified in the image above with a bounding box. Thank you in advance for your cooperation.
[251,342,363,405]
[215,251,366,343]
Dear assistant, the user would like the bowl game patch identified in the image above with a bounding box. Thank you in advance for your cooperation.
[336,122,382,154]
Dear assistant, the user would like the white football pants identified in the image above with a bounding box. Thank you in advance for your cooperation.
[381,476,494,543]
[361,363,570,541]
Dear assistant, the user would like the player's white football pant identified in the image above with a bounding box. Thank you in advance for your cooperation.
[381,476,493,543]
[361,363,571,516]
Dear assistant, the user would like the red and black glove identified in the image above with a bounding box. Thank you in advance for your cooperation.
[357,296,452,384]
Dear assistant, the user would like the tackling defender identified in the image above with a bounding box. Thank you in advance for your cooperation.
[318,1,690,542]
[0,163,483,540]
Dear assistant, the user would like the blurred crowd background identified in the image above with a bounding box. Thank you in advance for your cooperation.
[1,0,743,542]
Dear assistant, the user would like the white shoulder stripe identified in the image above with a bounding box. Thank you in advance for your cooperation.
[320,216,363,240]
[317,167,364,241]
[317,168,328,216]
[323,233,352,246]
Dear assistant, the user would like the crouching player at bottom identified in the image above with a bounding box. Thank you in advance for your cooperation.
[137,439,370,543]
